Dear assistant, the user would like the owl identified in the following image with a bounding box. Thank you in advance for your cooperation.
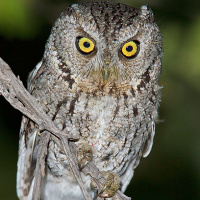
[16,2,163,200]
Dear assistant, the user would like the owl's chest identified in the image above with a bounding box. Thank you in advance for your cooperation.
[33,77,151,172]
[49,92,142,171]
[59,93,133,142]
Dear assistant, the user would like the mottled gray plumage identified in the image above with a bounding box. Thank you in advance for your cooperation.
[17,2,163,200]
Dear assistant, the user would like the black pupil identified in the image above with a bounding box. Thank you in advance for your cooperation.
[126,45,133,52]
[83,42,90,48]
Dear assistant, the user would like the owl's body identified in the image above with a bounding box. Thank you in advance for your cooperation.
[17,2,163,200]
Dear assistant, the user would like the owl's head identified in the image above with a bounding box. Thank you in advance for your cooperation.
[43,2,163,95]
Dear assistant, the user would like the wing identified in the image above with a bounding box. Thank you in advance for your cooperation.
[120,121,156,192]
[17,61,43,200]
[17,117,38,200]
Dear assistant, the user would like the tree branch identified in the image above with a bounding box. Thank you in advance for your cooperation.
[32,131,51,200]
[0,57,131,200]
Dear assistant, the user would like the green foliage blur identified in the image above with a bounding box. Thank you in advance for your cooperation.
[0,0,200,199]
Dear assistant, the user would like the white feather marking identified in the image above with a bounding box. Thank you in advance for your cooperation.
[142,121,155,157]
[31,129,38,154]
[31,61,42,80]
[28,61,42,91]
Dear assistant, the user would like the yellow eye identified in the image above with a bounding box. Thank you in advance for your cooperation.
[121,41,139,58]
[76,37,95,54]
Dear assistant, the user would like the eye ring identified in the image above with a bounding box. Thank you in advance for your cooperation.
[76,37,95,54]
[121,40,140,59]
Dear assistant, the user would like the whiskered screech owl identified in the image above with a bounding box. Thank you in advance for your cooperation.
[17,1,163,200]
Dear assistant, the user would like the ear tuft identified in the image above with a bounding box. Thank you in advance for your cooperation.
[140,5,155,23]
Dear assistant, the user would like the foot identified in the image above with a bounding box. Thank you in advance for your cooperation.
[98,171,120,198]
[76,143,93,170]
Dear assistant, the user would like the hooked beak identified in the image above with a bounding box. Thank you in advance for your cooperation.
[102,68,110,85]
[102,60,111,85]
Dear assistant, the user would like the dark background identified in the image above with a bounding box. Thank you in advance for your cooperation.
[0,0,200,199]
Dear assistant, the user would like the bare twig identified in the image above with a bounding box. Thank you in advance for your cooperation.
[0,57,91,200]
[32,131,51,200]
[0,58,76,140]
[0,57,131,200]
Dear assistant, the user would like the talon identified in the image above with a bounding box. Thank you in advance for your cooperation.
[37,131,42,136]
[90,180,98,190]
[98,171,120,198]
[76,143,93,170]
